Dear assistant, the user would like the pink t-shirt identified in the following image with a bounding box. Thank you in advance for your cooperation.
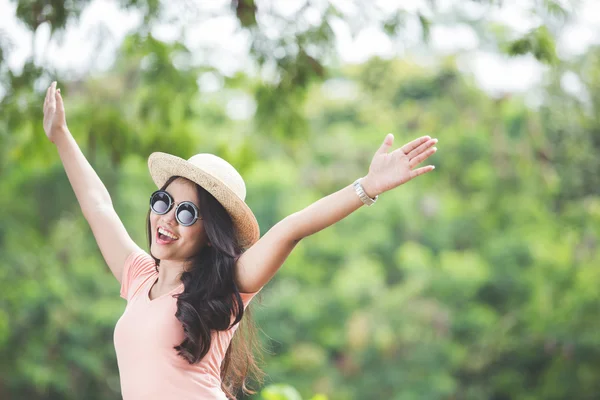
[113,249,259,400]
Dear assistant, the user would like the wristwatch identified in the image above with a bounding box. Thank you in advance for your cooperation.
[353,178,378,206]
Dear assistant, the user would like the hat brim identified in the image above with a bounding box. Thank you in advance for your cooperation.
[148,152,260,248]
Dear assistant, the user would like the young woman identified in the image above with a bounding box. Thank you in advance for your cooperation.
[42,81,438,399]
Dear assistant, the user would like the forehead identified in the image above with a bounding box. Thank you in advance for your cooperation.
[164,178,200,205]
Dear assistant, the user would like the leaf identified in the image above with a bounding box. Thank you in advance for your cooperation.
[543,0,569,20]
[418,12,431,42]
[234,0,258,28]
[261,384,303,400]
[507,25,558,64]
[382,11,406,36]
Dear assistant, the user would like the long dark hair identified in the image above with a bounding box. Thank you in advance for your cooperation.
[145,176,264,398]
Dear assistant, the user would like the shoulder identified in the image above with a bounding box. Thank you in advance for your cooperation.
[126,249,156,271]
[120,249,157,300]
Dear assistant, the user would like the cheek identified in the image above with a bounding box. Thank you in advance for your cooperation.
[184,227,207,248]
[149,215,158,230]
[149,215,162,240]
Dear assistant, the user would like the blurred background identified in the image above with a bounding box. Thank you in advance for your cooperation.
[1,0,599,399]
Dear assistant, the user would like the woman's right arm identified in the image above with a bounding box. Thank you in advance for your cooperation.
[44,82,142,283]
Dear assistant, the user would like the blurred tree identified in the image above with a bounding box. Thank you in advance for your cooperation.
[1,1,599,400]
[2,0,576,142]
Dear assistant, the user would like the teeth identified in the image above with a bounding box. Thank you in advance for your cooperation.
[158,227,178,240]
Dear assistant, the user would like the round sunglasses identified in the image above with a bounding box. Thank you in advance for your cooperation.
[149,190,202,227]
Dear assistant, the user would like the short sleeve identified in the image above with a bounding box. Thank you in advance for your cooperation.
[120,249,156,300]
[239,287,262,309]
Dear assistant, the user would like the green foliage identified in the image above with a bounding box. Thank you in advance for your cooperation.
[234,0,258,28]
[507,26,558,64]
[14,0,92,32]
[261,384,302,400]
[1,1,599,400]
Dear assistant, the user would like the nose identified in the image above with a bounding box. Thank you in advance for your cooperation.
[160,205,178,226]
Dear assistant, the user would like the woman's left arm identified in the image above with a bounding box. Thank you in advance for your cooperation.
[235,134,438,293]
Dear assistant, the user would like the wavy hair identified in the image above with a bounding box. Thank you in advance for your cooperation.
[146,175,264,398]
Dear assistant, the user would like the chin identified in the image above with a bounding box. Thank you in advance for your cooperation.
[153,245,191,261]
[151,242,172,257]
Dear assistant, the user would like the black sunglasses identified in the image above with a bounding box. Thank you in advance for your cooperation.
[149,190,202,227]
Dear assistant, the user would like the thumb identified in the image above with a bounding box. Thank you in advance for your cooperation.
[376,133,394,155]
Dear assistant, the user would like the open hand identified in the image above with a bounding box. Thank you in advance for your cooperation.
[43,81,67,143]
[362,134,437,197]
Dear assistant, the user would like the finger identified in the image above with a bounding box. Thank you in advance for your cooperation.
[55,88,64,110]
[376,133,394,155]
[406,138,437,160]
[410,165,435,179]
[409,147,437,169]
[400,136,431,155]
[49,81,56,108]
[44,85,51,109]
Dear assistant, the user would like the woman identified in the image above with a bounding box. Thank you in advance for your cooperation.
[42,81,438,399]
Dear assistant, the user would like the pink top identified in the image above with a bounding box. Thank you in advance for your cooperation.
[113,249,259,400]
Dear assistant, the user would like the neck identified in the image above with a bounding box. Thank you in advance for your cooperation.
[155,258,187,288]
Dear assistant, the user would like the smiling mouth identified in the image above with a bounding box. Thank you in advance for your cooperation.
[156,227,179,244]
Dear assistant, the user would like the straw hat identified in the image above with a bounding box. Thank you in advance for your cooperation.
[148,152,260,248]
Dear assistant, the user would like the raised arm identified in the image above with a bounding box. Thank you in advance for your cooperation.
[235,133,438,293]
[43,82,141,283]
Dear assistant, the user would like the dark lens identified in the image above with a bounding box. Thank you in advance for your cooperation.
[177,203,197,226]
[151,191,171,214]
